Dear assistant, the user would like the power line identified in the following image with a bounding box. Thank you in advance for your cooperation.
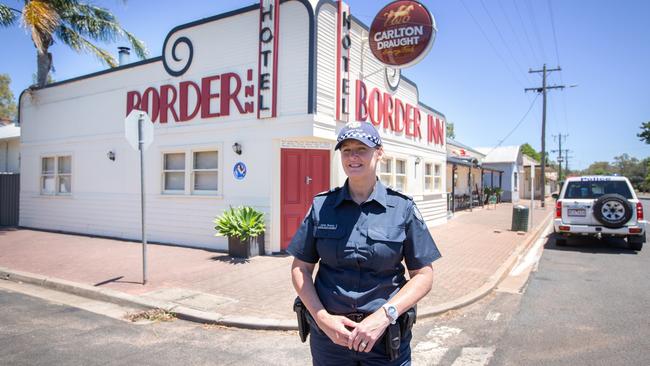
[484,93,540,157]
[497,0,535,70]
[459,0,528,88]
[546,0,562,68]
[479,0,531,84]
[512,0,539,64]
[524,0,548,62]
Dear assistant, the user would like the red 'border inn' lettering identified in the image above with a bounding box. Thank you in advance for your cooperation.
[126,69,256,123]
[355,79,444,146]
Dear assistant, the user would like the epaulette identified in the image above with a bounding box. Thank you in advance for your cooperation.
[315,186,342,197]
[386,187,413,201]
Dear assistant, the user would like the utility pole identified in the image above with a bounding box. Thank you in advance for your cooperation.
[564,149,572,176]
[525,64,564,207]
[552,134,568,182]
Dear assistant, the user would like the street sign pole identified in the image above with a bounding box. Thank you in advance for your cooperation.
[124,110,153,286]
[138,115,147,285]
[530,165,535,229]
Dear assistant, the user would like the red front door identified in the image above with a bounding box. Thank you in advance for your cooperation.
[281,149,330,250]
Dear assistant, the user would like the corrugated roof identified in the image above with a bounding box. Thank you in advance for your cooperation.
[474,145,521,163]
[0,124,20,141]
[447,138,485,156]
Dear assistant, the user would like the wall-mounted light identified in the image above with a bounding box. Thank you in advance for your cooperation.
[415,157,421,165]
[107,150,116,161]
[232,142,242,155]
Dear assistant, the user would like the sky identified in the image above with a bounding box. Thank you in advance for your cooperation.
[1,0,648,170]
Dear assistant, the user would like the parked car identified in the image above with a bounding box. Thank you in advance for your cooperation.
[552,176,646,251]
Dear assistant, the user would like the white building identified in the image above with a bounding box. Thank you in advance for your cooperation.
[18,0,448,253]
[476,146,523,202]
[0,120,20,173]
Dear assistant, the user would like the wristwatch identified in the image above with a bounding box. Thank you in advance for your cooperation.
[382,303,398,324]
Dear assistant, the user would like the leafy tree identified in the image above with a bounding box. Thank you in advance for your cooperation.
[613,153,642,179]
[520,143,541,161]
[638,121,650,144]
[582,161,615,176]
[0,74,17,121]
[0,0,147,87]
[446,121,455,139]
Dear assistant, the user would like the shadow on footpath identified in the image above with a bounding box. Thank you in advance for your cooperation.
[209,255,251,265]
[544,233,640,255]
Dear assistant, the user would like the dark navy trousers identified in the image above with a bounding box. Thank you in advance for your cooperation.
[308,324,412,366]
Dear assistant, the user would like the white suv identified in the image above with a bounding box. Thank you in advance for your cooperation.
[553,176,646,251]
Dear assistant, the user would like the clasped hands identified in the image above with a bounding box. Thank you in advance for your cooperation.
[315,310,390,352]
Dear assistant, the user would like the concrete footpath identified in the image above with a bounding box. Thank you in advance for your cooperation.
[0,199,553,330]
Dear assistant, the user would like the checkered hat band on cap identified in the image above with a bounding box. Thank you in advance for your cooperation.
[337,131,381,145]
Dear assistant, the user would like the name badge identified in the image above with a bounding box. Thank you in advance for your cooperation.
[316,224,338,230]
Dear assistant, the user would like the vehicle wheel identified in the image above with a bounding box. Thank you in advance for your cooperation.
[592,194,633,229]
[556,237,568,246]
[627,236,644,251]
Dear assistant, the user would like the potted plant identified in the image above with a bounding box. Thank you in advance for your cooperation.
[483,186,494,204]
[214,206,266,258]
[493,187,503,203]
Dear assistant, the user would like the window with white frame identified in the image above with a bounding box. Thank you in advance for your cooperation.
[395,159,406,192]
[424,163,434,192]
[163,152,185,193]
[379,158,393,187]
[192,150,219,194]
[41,155,72,195]
[434,163,442,191]
[162,149,220,195]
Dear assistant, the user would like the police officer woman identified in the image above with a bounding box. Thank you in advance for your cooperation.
[288,122,441,365]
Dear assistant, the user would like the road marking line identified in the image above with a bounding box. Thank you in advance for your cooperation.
[485,311,501,322]
[451,347,496,366]
[510,224,553,276]
[412,344,448,366]
[425,325,463,342]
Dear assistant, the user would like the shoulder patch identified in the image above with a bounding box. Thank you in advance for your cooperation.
[315,186,341,197]
[413,204,425,223]
[386,187,413,201]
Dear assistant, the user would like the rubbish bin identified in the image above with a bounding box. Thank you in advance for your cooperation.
[511,205,529,232]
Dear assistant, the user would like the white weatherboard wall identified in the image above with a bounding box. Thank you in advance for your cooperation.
[315,2,447,226]
[20,1,312,251]
[1,138,20,173]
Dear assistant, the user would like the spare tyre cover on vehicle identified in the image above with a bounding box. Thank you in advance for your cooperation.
[592,193,633,228]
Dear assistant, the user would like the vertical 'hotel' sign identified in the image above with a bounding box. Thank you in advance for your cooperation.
[336,1,351,122]
[258,0,279,119]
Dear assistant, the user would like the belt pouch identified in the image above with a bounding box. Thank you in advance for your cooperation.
[293,297,310,343]
[385,322,401,360]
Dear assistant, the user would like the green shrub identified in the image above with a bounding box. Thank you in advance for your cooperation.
[214,206,265,240]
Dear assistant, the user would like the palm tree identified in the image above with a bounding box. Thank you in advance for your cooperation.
[0,0,147,87]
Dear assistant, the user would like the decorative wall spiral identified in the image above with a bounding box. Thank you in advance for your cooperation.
[163,36,194,77]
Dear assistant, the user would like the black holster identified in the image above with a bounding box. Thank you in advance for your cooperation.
[293,297,310,343]
[385,305,417,361]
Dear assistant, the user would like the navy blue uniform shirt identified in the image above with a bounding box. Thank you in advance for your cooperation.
[288,179,441,315]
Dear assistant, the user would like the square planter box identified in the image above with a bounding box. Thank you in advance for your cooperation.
[227,234,265,258]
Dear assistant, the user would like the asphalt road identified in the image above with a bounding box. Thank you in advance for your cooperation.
[491,199,650,366]
[1,200,648,365]
[0,288,310,366]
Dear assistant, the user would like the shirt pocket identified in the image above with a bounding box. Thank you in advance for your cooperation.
[314,227,345,265]
[367,226,406,269]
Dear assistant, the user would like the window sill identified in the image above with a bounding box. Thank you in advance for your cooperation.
[159,193,224,200]
[35,194,74,199]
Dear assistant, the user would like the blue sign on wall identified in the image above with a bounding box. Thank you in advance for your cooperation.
[233,162,247,180]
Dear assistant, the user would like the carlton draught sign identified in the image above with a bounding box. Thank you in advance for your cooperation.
[369,1,436,68]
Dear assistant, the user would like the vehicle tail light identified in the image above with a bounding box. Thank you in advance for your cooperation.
[559,225,570,232]
[637,202,644,220]
[629,227,642,234]
[556,201,562,218]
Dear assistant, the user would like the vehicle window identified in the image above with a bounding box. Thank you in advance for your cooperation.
[564,181,632,199]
